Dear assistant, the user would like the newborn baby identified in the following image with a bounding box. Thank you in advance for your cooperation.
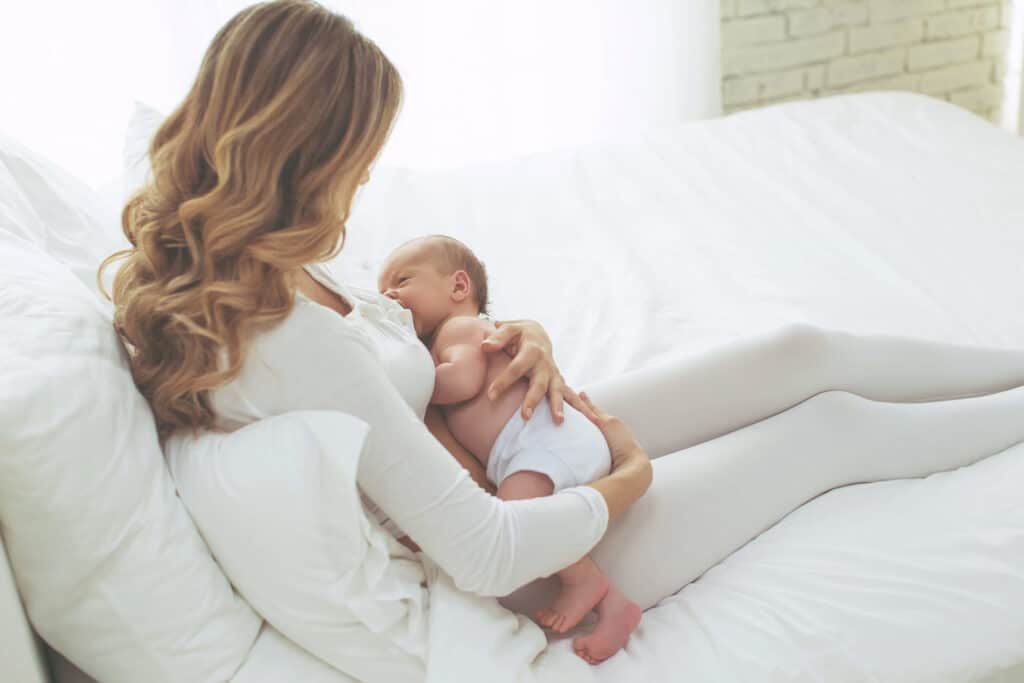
[378,234,641,664]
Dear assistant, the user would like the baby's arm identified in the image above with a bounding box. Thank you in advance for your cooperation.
[431,317,491,405]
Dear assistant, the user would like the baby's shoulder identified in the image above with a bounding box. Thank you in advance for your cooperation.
[431,315,494,349]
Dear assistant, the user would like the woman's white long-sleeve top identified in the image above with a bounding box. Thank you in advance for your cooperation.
[208,263,609,597]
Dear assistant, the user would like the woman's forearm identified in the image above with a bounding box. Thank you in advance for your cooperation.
[587,450,653,522]
[399,407,495,552]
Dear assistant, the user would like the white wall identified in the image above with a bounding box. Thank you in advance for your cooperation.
[0,1,177,191]
[0,1,720,190]
[347,0,721,170]
[721,0,1016,130]
[162,0,723,171]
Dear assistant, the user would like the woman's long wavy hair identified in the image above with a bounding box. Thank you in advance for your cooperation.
[99,0,402,441]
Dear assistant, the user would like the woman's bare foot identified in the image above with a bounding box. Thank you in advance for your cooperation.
[572,586,642,665]
[535,557,610,633]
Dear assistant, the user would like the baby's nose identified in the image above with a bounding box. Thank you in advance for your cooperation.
[384,289,399,301]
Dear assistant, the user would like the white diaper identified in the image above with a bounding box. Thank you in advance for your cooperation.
[486,398,611,492]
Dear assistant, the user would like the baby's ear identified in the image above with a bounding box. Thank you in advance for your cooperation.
[451,270,471,301]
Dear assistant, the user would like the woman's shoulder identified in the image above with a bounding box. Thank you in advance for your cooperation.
[250,297,378,367]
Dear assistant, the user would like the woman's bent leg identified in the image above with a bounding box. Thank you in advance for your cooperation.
[582,323,1024,459]
[588,385,1024,611]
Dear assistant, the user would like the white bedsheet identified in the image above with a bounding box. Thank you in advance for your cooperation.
[336,93,1024,682]
[585,441,1024,682]
[420,439,1024,683]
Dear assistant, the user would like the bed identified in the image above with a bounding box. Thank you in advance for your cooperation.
[334,91,1024,682]
[4,91,1024,682]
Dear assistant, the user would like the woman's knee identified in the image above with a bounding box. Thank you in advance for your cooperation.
[766,321,836,369]
[770,321,828,351]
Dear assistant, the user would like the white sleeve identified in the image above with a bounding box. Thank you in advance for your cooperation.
[247,308,609,597]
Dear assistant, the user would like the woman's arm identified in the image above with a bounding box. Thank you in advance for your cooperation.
[256,306,609,596]
[396,407,497,553]
[578,393,653,521]
[588,451,651,521]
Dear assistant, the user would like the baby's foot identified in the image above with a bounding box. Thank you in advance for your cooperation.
[572,586,642,665]
[535,561,609,633]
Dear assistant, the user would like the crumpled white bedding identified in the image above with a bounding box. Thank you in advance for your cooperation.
[421,440,1024,683]
[340,92,1024,388]
[585,441,1024,683]
[333,93,1024,682]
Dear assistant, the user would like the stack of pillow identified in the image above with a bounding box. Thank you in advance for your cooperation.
[0,126,417,681]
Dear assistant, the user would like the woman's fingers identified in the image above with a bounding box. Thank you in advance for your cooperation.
[547,382,566,424]
[579,391,609,423]
[487,343,541,400]
[483,319,565,423]
[563,386,598,422]
[521,371,549,420]
[480,323,517,353]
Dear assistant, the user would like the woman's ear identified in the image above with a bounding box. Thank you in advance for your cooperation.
[450,270,471,303]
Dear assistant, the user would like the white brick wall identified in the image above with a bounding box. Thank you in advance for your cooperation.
[721,0,1012,122]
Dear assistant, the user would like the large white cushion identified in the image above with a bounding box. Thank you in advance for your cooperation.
[0,229,262,682]
[0,131,124,300]
[165,411,431,683]
[120,101,165,205]
[47,624,365,683]
[0,134,265,682]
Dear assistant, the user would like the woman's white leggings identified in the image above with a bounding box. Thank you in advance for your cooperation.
[502,323,1024,614]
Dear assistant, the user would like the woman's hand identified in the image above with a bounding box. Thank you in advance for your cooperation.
[580,392,649,473]
[481,319,598,424]
[579,392,653,522]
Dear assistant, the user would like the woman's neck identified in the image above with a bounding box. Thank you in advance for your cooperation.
[293,267,352,317]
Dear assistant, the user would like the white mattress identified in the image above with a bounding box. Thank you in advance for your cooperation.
[335,93,1024,682]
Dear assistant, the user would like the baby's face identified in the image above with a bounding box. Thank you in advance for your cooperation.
[378,243,456,338]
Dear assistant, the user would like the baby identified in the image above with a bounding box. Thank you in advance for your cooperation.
[377,234,641,664]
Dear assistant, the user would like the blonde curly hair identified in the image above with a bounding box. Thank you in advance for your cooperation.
[99,0,403,440]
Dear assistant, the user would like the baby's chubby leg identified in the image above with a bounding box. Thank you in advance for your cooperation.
[496,472,612,634]
[497,470,642,664]
[494,470,555,500]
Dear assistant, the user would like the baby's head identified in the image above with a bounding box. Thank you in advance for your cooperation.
[377,235,489,339]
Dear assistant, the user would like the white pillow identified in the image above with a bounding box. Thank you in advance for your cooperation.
[121,100,166,204]
[165,411,432,683]
[47,624,365,683]
[0,130,125,301]
[0,228,262,682]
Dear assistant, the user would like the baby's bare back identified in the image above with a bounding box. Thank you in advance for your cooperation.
[441,337,528,466]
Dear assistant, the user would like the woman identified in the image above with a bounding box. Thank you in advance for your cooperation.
[100,0,1024,669]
